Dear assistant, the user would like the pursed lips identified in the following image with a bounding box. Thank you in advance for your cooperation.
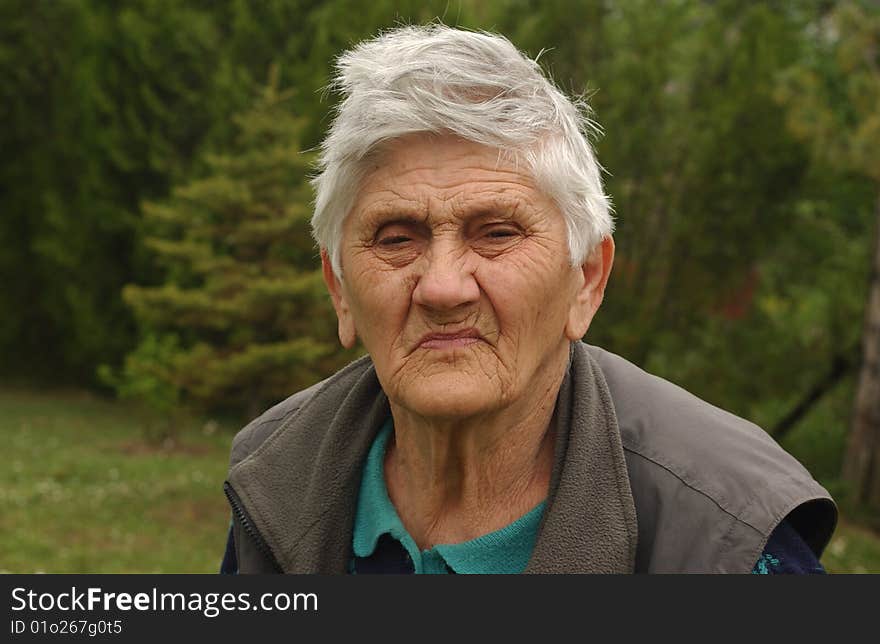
[417,328,483,350]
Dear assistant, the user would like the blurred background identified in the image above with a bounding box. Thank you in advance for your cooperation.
[1,0,879,573]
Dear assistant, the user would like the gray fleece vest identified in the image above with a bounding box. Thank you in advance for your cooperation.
[225,342,837,573]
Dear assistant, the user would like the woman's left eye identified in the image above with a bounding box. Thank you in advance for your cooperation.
[483,226,519,240]
[472,224,523,256]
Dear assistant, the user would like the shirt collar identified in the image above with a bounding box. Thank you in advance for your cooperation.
[352,417,545,574]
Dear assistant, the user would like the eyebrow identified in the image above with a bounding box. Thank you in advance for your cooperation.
[360,211,427,232]
[357,196,426,222]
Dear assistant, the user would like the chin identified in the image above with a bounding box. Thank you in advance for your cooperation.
[395,372,507,420]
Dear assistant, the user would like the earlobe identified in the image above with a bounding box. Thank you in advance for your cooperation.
[321,250,357,349]
[564,236,615,341]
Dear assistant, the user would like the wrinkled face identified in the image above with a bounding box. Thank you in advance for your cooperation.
[324,134,611,420]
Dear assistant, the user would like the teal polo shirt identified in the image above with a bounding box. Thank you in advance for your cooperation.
[351,418,546,574]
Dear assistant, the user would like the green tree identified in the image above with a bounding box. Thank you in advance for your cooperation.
[777,1,880,508]
[0,0,248,384]
[113,69,354,418]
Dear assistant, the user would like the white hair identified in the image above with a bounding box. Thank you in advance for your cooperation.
[310,24,613,276]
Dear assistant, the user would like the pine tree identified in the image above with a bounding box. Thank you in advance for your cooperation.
[116,67,353,418]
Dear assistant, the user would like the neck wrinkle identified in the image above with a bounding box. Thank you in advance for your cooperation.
[384,342,568,549]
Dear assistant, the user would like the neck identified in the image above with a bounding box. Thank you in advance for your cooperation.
[384,343,569,549]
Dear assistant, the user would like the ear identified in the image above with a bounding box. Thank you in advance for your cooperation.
[565,236,615,341]
[321,249,357,349]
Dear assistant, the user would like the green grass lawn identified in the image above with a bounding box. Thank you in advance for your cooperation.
[1,387,879,573]
[0,388,233,573]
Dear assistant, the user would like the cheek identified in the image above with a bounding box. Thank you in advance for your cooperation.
[345,266,416,347]
[479,251,574,340]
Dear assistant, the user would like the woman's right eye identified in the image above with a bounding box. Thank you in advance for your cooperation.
[374,220,422,248]
[377,234,412,246]
[372,224,422,267]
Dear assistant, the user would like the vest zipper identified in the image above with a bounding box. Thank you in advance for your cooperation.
[224,481,283,573]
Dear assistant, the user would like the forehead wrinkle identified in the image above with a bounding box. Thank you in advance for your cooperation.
[369,151,535,188]
[353,152,551,230]
[420,169,537,193]
[354,191,429,227]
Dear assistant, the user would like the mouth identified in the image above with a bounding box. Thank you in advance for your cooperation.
[417,328,483,350]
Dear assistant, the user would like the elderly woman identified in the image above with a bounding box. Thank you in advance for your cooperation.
[222,26,836,574]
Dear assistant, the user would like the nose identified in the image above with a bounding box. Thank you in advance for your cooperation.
[412,243,480,311]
